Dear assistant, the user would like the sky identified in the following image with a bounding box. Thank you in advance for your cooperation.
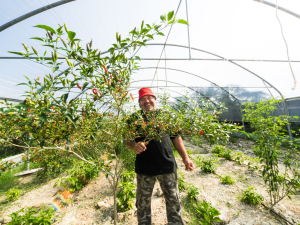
[0,0,300,105]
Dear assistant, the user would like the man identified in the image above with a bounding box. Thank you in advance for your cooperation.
[127,87,194,225]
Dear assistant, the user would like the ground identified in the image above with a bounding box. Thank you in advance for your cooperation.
[0,138,299,224]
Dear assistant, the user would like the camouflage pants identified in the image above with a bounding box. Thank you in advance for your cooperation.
[136,172,184,225]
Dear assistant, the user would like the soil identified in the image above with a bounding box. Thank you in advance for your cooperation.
[0,138,299,225]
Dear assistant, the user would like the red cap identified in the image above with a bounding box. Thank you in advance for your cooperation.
[138,87,156,99]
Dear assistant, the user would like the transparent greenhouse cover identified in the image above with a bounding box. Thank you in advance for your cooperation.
[0,0,300,119]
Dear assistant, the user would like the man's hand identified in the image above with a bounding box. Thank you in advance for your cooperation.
[183,157,195,171]
[134,142,147,154]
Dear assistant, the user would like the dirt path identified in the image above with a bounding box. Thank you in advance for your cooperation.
[0,138,299,224]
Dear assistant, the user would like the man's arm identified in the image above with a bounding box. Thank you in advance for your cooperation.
[172,136,194,171]
[126,140,147,154]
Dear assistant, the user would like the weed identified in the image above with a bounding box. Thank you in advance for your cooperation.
[194,201,222,224]
[178,171,188,192]
[234,152,245,164]
[196,156,218,173]
[219,149,235,161]
[5,187,21,201]
[238,187,264,205]
[187,184,201,202]
[7,205,55,225]
[191,136,203,146]
[220,175,235,185]
[211,145,226,155]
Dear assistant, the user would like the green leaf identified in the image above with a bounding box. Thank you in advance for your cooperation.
[65,114,73,123]
[38,113,47,122]
[30,37,44,42]
[177,19,189,25]
[160,14,166,21]
[52,66,59,73]
[167,11,174,21]
[146,34,154,39]
[68,31,76,40]
[157,32,165,36]
[34,25,56,34]
[61,93,69,103]
[8,51,24,56]
[82,82,89,91]
[37,88,43,94]
[17,83,29,86]
[214,217,222,222]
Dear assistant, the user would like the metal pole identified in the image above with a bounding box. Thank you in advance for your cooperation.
[185,0,191,59]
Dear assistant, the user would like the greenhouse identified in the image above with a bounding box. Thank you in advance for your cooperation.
[0,0,300,224]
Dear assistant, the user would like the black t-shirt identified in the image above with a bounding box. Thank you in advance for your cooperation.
[128,110,177,176]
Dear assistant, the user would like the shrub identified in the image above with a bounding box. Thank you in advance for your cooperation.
[187,184,201,202]
[54,160,99,192]
[219,149,235,161]
[194,202,222,225]
[7,205,55,225]
[212,145,226,155]
[220,175,235,185]
[239,187,264,205]
[196,156,218,173]
[5,187,21,201]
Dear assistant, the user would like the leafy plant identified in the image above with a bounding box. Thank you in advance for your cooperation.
[194,201,222,225]
[7,205,55,225]
[251,145,260,156]
[187,184,201,202]
[234,152,245,165]
[54,160,99,192]
[243,99,300,208]
[196,156,218,173]
[219,149,235,161]
[178,171,188,192]
[211,145,226,155]
[238,187,264,205]
[5,186,21,201]
[117,170,135,212]
[220,175,235,185]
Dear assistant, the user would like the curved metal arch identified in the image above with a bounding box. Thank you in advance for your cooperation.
[139,66,242,108]
[146,43,285,100]
[0,0,76,32]
[130,79,220,108]
[252,0,300,20]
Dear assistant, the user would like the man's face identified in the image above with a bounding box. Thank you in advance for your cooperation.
[139,95,156,112]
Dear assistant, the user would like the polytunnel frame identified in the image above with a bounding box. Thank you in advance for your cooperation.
[0,0,296,137]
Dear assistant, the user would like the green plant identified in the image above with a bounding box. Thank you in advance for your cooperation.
[117,170,135,212]
[196,156,218,173]
[194,201,221,225]
[54,160,99,192]
[238,187,264,205]
[243,99,300,208]
[178,171,188,192]
[234,152,245,164]
[7,205,55,225]
[220,175,235,185]
[251,145,260,156]
[5,187,21,201]
[187,184,201,202]
[219,149,235,161]
[186,149,193,155]
[211,145,226,155]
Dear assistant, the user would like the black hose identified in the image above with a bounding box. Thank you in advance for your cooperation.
[261,202,295,225]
